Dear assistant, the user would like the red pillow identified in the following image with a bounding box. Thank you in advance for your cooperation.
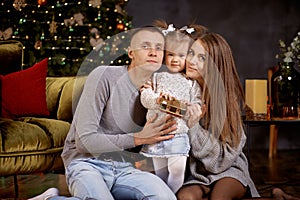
[0,58,50,119]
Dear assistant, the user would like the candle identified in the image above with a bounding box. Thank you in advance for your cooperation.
[245,79,267,114]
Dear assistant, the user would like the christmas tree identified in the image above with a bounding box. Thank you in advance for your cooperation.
[0,0,132,76]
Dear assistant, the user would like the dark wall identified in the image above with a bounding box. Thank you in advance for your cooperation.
[126,0,300,83]
[125,0,300,150]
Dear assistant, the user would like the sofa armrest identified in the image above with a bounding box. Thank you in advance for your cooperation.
[0,40,23,75]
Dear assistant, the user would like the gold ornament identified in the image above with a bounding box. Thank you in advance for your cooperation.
[49,20,58,34]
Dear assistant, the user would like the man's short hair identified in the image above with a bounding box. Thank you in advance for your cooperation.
[130,26,165,44]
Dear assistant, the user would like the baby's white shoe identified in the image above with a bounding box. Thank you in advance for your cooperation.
[28,188,59,200]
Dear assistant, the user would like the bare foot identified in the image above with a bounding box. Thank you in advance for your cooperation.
[272,188,300,200]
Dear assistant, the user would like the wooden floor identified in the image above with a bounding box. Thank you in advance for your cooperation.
[248,149,300,197]
[1,149,300,199]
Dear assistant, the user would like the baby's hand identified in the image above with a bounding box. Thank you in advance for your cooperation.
[185,103,203,128]
[156,92,174,104]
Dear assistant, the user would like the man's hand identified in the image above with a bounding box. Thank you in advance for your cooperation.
[134,114,177,146]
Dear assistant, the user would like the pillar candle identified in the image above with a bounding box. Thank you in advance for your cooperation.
[245,79,267,114]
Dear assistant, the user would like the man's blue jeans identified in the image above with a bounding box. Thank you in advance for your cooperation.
[51,158,177,200]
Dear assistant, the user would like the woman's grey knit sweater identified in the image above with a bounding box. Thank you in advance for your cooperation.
[185,124,260,197]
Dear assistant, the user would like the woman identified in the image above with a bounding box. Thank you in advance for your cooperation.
[177,25,299,200]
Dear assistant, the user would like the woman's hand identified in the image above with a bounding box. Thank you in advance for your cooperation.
[134,114,177,146]
[186,103,206,128]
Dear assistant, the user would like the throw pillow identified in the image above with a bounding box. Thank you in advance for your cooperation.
[0,58,50,119]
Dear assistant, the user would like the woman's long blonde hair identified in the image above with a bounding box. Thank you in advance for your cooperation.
[190,25,245,148]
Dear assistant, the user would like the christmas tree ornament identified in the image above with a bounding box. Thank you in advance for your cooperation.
[74,13,84,26]
[89,0,102,8]
[115,4,126,16]
[64,18,75,27]
[49,16,58,34]
[90,37,104,51]
[0,27,13,40]
[13,0,26,11]
[90,27,99,34]
[89,27,104,50]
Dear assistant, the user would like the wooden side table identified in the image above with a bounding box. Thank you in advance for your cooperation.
[244,118,300,159]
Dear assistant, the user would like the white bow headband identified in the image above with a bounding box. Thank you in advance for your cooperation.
[162,24,176,36]
[161,24,195,36]
[179,26,195,34]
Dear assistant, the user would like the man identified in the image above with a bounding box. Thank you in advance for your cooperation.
[30,26,177,200]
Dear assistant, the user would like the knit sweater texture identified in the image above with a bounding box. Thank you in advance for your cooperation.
[185,124,260,197]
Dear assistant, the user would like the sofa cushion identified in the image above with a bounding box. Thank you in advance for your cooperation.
[46,77,73,118]
[57,76,87,122]
[19,117,70,148]
[0,119,51,153]
[0,58,49,119]
[0,117,70,175]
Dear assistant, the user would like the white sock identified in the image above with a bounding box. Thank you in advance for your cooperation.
[28,188,59,200]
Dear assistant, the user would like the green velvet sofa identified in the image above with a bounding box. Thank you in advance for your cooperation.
[0,40,86,197]
[0,76,86,196]
[0,76,86,174]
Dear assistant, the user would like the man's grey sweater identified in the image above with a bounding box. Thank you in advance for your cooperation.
[62,65,147,167]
